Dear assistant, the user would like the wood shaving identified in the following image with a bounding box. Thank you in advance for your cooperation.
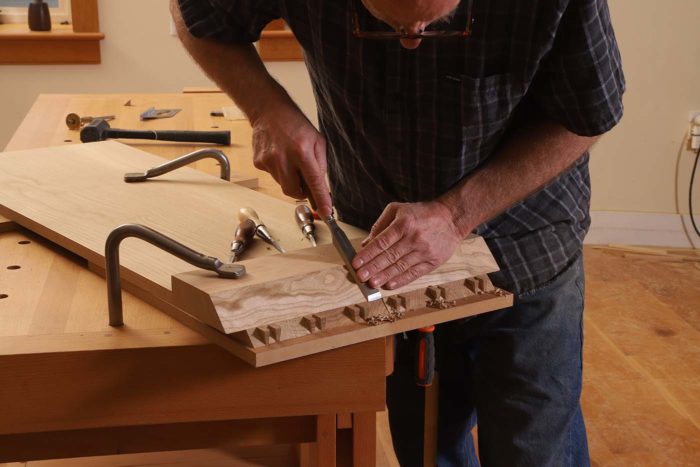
[365,308,405,326]
[427,295,456,309]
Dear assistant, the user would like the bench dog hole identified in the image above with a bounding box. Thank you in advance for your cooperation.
[0,294,7,299]
[18,240,31,245]
[7,265,21,270]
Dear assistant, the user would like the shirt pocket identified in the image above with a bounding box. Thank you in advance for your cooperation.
[453,73,528,169]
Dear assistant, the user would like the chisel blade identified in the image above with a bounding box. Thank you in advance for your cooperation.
[270,239,287,254]
[324,216,383,302]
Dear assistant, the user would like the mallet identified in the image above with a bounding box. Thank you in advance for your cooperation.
[80,119,230,146]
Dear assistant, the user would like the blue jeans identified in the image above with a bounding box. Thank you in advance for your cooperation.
[387,254,589,467]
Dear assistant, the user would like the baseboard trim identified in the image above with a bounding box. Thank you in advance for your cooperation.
[586,211,699,249]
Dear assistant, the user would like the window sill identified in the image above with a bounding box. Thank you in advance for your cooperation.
[0,23,104,64]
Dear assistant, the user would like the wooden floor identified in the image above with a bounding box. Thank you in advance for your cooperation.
[581,245,700,466]
[3,245,699,466]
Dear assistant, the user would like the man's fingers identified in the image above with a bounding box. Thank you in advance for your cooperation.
[356,238,413,283]
[314,137,328,177]
[361,203,399,246]
[277,165,304,199]
[384,262,437,290]
[365,251,422,289]
[300,142,331,217]
[300,166,331,217]
[353,220,402,269]
[301,175,331,216]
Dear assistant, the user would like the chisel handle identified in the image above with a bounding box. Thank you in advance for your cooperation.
[231,218,256,261]
[300,179,333,219]
[104,128,231,145]
[415,326,436,387]
[238,207,262,227]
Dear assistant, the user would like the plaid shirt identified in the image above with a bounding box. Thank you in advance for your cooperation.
[180,0,625,294]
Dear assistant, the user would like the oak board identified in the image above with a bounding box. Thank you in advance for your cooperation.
[0,141,512,365]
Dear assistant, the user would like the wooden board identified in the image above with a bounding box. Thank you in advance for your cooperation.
[173,237,500,334]
[0,141,361,295]
[1,93,265,230]
[0,141,512,366]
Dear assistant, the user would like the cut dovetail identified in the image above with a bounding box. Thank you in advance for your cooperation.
[344,305,363,323]
[301,315,317,333]
[386,295,407,313]
[464,277,478,294]
[269,324,283,342]
[313,313,327,330]
[254,326,271,345]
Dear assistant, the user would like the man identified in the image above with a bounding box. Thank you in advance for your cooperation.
[172,0,624,464]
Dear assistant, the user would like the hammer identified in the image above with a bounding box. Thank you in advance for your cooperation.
[80,119,231,146]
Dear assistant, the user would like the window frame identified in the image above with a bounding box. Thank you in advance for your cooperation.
[0,0,103,64]
[0,0,72,25]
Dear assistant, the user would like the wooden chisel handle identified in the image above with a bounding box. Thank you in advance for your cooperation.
[238,207,262,227]
[230,218,256,261]
[236,219,256,244]
[300,179,332,218]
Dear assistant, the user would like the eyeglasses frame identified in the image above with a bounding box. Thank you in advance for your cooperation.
[351,0,474,40]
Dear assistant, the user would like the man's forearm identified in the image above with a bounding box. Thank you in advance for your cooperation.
[170,0,295,124]
[437,121,599,237]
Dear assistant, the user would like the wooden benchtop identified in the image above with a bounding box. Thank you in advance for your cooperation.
[0,93,314,356]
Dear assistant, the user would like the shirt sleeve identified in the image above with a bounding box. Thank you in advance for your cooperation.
[530,0,625,136]
[177,0,282,43]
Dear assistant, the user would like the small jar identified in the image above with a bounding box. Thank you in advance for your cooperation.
[28,0,52,32]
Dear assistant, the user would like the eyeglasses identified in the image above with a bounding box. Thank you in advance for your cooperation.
[351,0,474,40]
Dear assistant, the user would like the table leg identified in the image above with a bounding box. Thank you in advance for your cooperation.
[316,414,337,467]
[353,411,377,467]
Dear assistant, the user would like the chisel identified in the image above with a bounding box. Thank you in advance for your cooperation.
[230,218,256,262]
[295,204,318,247]
[238,207,287,254]
[300,183,382,302]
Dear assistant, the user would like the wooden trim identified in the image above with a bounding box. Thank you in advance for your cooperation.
[352,412,377,467]
[0,417,315,463]
[0,34,104,64]
[0,0,103,64]
[71,0,100,33]
[258,29,303,61]
[316,415,337,467]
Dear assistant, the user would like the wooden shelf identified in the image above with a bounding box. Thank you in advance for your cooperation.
[0,24,104,64]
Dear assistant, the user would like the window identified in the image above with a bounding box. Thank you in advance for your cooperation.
[0,0,72,25]
[0,0,103,64]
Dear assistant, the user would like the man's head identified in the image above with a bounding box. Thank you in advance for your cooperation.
[360,0,461,49]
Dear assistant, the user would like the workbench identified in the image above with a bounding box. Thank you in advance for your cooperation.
[0,94,390,466]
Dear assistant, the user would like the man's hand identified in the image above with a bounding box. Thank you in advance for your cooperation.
[351,201,462,290]
[252,108,333,217]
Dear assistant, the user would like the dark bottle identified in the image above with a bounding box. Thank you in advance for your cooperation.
[28,0,52,32]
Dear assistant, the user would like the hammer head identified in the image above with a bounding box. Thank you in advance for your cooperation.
[80,119,111,143]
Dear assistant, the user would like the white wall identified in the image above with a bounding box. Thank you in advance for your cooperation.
[1,0,699,222]
[591,0,700,215]
[0,0,317,147]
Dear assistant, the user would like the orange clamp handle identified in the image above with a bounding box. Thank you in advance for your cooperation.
[415,326,436,387]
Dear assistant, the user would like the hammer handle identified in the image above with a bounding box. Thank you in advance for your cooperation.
[105,129,230,145]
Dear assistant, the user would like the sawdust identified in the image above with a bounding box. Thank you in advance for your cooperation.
[427,295,456,310]
[364,284,509,326]
[365,303,405,326]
